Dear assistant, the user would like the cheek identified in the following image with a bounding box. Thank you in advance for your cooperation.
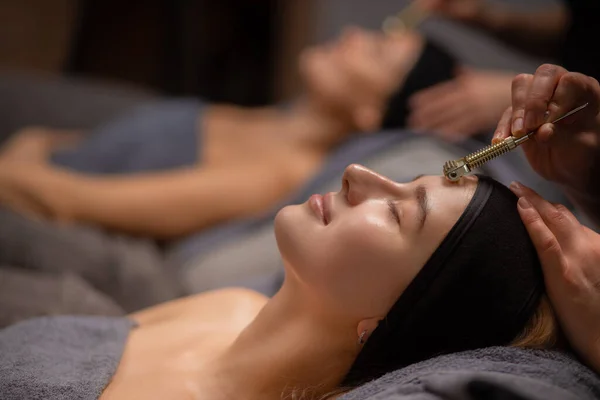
[310,219,416,313]
[275,207,427,316]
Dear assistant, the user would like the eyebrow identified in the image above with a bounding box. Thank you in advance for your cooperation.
[415,184,429,230]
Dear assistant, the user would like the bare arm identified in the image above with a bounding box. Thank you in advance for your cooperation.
[422,0,570,58]
[0,163,299,239]
[474,2,569,57]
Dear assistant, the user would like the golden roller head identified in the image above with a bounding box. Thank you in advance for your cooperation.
[443,137,520,181]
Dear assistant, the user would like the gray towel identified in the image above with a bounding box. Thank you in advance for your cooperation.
[0,316,135,400]
[0,208,183,314]
[0,266,125,328]
[340,346,600,400]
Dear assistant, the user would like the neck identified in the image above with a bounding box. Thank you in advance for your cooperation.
[216,97,354,153]
[279,98,355,151]
[210,279,358,400]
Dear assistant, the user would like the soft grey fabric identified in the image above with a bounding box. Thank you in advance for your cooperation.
[0,316,134,400]
[1,321,597,400]
[0,266,125,328]
[339,347,600,400]
[0,71,154,144]
[0,208,183,313]
[51,99,202,174]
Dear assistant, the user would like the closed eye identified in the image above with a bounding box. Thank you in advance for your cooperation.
[387,199,401,228]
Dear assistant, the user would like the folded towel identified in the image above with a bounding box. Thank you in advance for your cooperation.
[0,316,135,400]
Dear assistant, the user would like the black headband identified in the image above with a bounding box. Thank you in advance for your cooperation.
[380,39,457,130]
[344,175,544,385]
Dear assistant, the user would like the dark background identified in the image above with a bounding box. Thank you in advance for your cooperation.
[0,0,551,106]
[0,0,314,106]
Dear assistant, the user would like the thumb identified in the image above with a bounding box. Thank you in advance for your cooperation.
[533,122,556,144]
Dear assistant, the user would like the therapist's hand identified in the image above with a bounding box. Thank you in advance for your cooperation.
[493,64,600,197]
[408,68,512,141]
[510,182,600,375]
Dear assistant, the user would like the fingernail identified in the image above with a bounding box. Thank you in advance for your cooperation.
[543,110,550,121]
[512,117,523,134]
[509,181,522,192]
[518,197,532,209]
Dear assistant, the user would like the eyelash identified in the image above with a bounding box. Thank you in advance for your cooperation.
[387,200,401,227]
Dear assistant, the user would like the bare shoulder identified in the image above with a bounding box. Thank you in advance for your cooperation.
[131,287,269,326]
[199,287,270,310]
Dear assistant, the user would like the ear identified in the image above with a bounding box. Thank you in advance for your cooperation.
[357,317,383,344]
[353,105,383,133]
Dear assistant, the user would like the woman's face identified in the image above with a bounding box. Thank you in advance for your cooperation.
[299,27,422,126]
[274,164,477,319]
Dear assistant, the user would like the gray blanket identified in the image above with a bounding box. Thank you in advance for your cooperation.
[0,208,182,318]
[340,347,600,400]
[1,316,597,400]
[0,266,125,327]
[0,316,135,400]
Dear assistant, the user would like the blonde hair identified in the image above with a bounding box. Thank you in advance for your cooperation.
[510,295,563,349]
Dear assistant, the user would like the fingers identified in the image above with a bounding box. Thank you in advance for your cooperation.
[408,81,467,129]
[534,122,556,144]
[492,107,512,143]
[409,80,459,111]
[515,195,566,278]
[522,64,569,133]
[509,73,534,137]
[409,99,470,131]
[549,72,600,123]
[504,64,600,141]
[509,182,581,249]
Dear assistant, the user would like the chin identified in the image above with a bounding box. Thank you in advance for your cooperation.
[299,50,341,98]
[274,205,300,249]
[274,204,315,269]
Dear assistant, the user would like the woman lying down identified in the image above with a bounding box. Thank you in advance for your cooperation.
[1,165,599,400]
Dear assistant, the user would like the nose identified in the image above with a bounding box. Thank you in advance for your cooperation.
[342,164,400,205]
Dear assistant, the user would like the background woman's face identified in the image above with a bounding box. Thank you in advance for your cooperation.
[274,165,477,319]
[299,27,422,120]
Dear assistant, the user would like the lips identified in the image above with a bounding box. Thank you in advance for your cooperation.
[309,194,326,225]
[323,192,333,225]
[309,194,333,225]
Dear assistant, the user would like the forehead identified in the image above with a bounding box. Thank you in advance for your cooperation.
[414,175,478,222]
[412,174,478,191]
